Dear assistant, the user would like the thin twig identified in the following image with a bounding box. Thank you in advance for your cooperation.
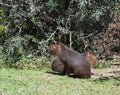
[46,31,56,43]
[0,2,24,8]
[10,0,13,7]
[0,2,13,8]
[83,33,95,39]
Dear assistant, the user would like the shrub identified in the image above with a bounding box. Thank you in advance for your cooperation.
[2,34,50,68]
[15,56,51,70]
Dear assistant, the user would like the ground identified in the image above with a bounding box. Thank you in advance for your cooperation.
[0,67,120,95]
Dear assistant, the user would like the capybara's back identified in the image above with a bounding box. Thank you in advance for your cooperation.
[49,42,91,78]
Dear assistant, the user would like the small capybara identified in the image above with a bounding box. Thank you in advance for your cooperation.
[51,51,98,73]
[84,51,98,68]
[49,42,91,78]
[52,57,64,73]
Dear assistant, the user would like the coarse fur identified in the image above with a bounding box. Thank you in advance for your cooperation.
[52,51,98,73]
[52,57,64,73]
[84,51,98,68]
[49,42,91,78]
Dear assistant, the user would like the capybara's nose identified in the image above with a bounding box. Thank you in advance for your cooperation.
[49,46,54,54]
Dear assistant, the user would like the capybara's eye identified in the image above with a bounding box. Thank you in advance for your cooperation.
[51,45,55,48]
[56,42,59,45]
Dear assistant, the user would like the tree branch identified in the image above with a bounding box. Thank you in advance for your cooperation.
[84,33,95,39]
[0,2,12,8]
[0,2,24,8]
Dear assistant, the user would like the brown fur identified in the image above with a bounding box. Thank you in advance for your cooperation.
[84,51,98,68]
[49,42,91,78]
[51,56,101,77]
[51,51,98,74]
[52,57,64,73]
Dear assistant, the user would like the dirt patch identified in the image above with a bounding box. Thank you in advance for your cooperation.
[108,71,120,77]
[91,68,120,79]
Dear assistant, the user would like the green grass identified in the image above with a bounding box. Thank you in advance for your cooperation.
[0,68,120,95]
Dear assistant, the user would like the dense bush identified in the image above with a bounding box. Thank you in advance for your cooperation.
[0,0,119,68]
[0,7,6,39]
[76,0,116,32]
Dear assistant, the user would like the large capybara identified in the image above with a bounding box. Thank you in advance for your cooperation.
[49,42,91,78]
[51,51,98,73]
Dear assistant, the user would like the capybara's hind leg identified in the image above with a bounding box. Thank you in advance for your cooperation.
[74,70,91,79]
[82,74,91,79]
[73,70,83,78]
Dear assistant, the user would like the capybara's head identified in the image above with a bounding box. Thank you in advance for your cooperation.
[84,51,98,68]
[49,42,61,55]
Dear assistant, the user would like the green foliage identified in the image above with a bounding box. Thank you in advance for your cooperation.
[97,60,111,69]
[0,7,3,22]
[47,0,58,12]
[0,25,5,36]
[0,7,6,36]
[0,7,6,68]
[75,0,117,32]
[0,46,4,68]
[15,57,51,70]
[2,34,50,68]
[3,35,24,65]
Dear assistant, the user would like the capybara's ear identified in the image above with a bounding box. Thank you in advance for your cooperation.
[56,42,62,45]
[56,42,60,45]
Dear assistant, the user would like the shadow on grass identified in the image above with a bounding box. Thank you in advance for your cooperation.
[46,70,120,81]
[46,71,66,76]
[46,71,81,79]
[46,71,91,79]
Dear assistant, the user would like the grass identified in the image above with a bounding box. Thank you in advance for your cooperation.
[0,68,120,95]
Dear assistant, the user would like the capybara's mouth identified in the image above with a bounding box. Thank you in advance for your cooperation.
[49,48,52,54]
